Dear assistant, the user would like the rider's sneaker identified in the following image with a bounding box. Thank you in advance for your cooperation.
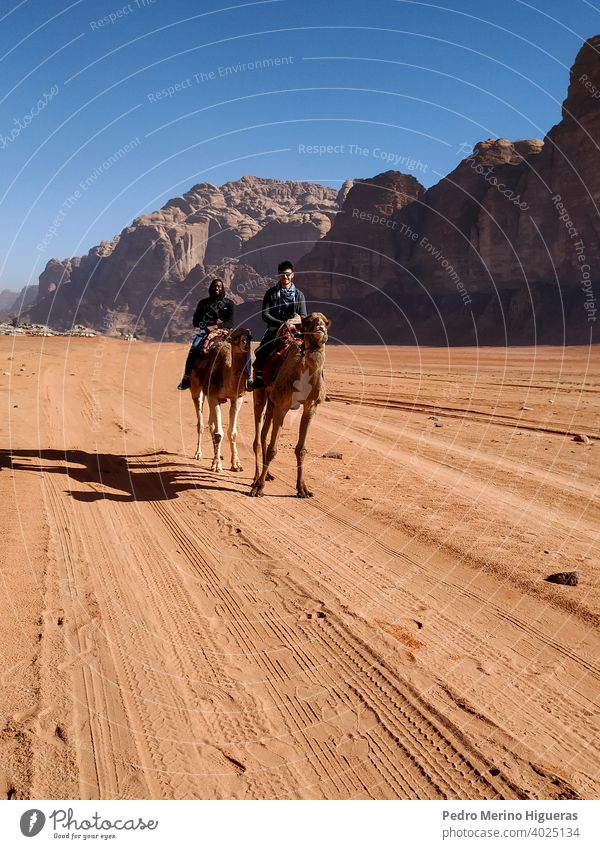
[177,376,191,391]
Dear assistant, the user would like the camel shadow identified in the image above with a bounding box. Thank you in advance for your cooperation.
[0,449,248,502]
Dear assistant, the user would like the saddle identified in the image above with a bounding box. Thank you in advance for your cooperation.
[200,327,230,355]
[263,323,303,386]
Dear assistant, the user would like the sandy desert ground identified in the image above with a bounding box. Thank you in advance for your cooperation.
[0,336,598,800]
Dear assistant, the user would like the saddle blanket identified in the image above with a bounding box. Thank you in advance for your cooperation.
[264,324,302,386]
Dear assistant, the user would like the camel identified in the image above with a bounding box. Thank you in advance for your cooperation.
[189,328,251,472]
[250,312,330,498]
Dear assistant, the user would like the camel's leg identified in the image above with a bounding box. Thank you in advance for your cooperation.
[261,404,275,481]
[192,388,204,460]
[250,406,285,497]
[296,404,317,498]
[209,399,224,472]
[252,389,268,487]
[228,395,244,471]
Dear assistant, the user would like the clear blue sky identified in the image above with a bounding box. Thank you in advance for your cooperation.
[0,0,598,289]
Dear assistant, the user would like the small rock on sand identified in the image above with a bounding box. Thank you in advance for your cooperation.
[545,571,580,586]
[323,450,343,459]
[573,434,590,444]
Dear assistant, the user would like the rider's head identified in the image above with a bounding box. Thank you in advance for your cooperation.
[209,278,224,298]
[277,261,294,287]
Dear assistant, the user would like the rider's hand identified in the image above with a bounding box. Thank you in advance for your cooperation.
[290,314,302,325]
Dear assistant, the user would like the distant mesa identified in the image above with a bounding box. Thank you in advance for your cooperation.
[26,35,600,345]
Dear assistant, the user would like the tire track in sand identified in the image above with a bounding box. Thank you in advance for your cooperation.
[138,462,531,799]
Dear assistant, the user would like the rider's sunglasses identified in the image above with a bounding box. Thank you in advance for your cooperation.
[279,271,293,277]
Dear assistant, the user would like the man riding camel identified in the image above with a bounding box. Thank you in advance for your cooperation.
[177,277,235,390]
[249,260,307,389]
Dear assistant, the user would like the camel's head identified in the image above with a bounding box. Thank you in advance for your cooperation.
[301,312,330,349]
[228,327,252,353]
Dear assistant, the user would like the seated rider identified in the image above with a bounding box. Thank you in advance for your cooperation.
[177,277,235,390]
[250,260,307,389]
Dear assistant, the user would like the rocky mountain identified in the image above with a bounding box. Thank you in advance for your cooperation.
[0,285,38,319]
[0,289,18,311]
[29,35,599,344]
[298,34,600,344]
[30,177,339,339]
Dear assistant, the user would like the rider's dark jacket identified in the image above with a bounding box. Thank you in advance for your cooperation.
[192,296,235,329]
[261,284,307,330]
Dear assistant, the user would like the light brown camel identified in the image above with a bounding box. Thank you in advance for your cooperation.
[250,312,330,498]
[189,328,251,472]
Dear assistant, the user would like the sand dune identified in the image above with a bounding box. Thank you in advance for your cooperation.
[0,337,598,800]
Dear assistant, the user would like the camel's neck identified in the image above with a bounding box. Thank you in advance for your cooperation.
[302,345,325,368]
[232,348,248,370]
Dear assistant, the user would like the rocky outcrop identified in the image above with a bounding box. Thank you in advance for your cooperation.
[296,171,425,302]
[242,207,336,277]
[298,35,600,344]
[0,290,18,311]
[0,285,39,318]
[30,177,339,339]
[29,36,600,344]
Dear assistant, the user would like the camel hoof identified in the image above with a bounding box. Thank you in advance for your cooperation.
[266,472,275,481]
[211,463,222,473]
[297,489,314,498]
[193,453,202,461]
[249,485,264,497]
[230,464,243,472]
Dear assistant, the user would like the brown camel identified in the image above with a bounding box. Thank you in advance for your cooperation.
[189,328,251,472]
[250,313,330,498]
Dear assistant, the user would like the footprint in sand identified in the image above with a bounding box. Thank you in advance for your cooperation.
[196,741,246,775]
[245,738,300,767]
[295,682,329,702]
[337,734,370,760]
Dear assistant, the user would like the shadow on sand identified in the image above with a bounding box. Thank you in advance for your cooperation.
[0,449,249,502]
